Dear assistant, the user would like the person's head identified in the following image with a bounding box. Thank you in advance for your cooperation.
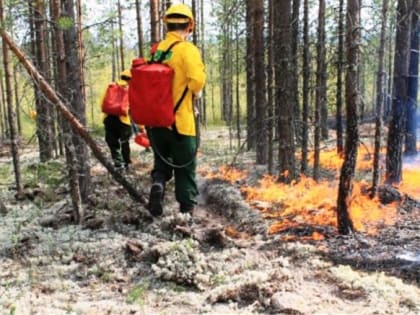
[120,69,131,82]
[163,3,194,34]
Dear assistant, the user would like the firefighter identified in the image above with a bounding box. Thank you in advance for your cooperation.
[147,3,206,219]
[102,70,133,172]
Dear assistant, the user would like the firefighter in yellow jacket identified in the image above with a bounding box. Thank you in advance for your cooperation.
[101,70,133,171]
[147,3,206,218]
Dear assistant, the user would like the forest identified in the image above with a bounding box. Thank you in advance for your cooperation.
[0,0,419,314]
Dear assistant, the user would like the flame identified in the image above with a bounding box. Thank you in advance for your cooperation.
[308,146,385,172]
[242,175,397,236]
[200,165,248,183]
[200,145,419,240]
[399,168,420,198]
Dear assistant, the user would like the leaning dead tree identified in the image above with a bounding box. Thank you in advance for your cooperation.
[0,29,147,206]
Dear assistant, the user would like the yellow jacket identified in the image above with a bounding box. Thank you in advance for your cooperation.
[101,79,131,125]
[156,32,206,136]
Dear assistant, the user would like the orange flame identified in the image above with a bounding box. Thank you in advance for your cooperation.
[242,175,397,236]
[200,146,419,240]
[200,165,248,183]
[398,168,420,197]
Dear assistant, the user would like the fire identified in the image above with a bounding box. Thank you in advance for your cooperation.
[399,168,420,198]
[200,165,248,183]
[308,146,385,172]
[242,175,397,236]
[201,146,419,240]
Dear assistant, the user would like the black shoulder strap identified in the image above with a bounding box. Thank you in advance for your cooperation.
[156,41,181,63]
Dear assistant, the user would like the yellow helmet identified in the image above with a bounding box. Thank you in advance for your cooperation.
[163,3,194,31]
[120,69,131,79]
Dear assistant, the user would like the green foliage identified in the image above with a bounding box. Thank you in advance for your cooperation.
[90,264,113,283]
[23,160,65,189]
[0,164,12,184]
[126,283,149,305]
[8,304,16,315]
[57,16,74,30]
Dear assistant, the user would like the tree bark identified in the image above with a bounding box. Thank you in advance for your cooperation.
[314,0,327,180]
[301,0,310,174]
[135,0,144,57]
[62,0,90,201]
[76,0,86,106]
[372,0,389,197]
[291,0,300,135]
[0,0,23,197]
[336,0,361,235]
[386,0,413,184]
[51,0,83,223]
[0,29,147,205]
[0,76,5,140]
[252,0,267,164]
[336,0,345,155]
[319,0,328,141]
[150,0,160,43]
[117,0,125,70]
[267,0,275,174]
[246,0,255,150]
[404,0,419,156]
[12,64,21,136]
[274,0,296,183]
[34,0,54,161]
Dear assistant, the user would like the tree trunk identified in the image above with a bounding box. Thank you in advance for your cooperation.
[191,0,197,45]
[0,77,5,140]
[301,0,310,174]
[336,0,361,235]
[117,0,125,70]
[13,64,21,136]
[62,0,90,201]
[246,1,255,150]
[252,0,267,164]
[235,19,241,149]
[372,0,389,198]
[111,20,117,81]
[274,0,296,183]
[0,29,147,205]
[150,0,160,43]
[385,0,413,184]
[291,0,300,137]
[51,0,83,223]
[0,0,23,197]
[76,0,86,106]
[336,0,345,155]
[199,0,206,125]
[267,0,275,174]
[135,0,144,57]
[404,0,419,156]
[385,12,395,120]
[319,0,328,141]
[34,0,54,161]
[314,0,326,180]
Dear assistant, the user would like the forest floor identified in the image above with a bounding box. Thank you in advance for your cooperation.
[0,126,419,315]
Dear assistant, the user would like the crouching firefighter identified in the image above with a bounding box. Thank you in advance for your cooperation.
[147,3,206,218]
[101,70,133,172]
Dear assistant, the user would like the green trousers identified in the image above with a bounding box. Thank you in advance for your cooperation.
[147,127,198,207]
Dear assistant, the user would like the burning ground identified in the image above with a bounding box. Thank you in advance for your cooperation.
[0,127,419,314]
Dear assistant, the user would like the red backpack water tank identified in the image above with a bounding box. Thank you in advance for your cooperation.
[101,83,129,116]
[129,58,175,127]
[129,42,186,128]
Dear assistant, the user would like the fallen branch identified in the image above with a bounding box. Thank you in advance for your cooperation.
[0,29,146,205]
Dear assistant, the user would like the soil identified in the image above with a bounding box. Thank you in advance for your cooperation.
[0,128,419,315]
